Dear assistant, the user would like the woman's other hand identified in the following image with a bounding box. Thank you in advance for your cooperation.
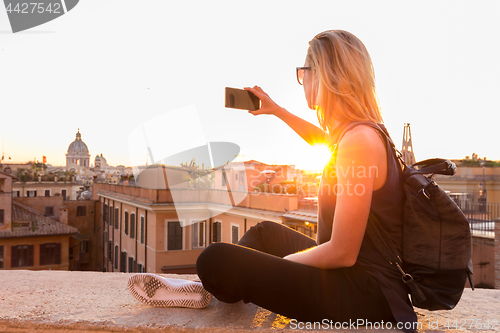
[244,86,284,117]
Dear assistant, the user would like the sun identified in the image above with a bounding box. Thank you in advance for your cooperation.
[300,144,332,172]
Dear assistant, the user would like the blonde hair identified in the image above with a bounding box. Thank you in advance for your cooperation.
[307,30,382,132]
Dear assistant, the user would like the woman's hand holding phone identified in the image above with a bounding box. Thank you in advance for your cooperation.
[244,86,285,118]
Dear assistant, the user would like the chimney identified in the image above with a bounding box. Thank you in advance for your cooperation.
[59,206,68,224]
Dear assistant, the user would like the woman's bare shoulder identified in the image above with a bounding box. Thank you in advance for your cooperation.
[337,124,386,155]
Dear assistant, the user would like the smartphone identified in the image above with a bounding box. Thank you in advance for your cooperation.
[225,87,260,111]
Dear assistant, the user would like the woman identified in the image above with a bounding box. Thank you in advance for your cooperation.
[196,30,417,330]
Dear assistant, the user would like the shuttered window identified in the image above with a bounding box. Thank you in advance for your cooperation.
[212,222,222,243]
[231,225,239,244]
[40,243,61,265]
[11,245,34,267]
[108,241,113,263]
[114,246,119,269]
[109,206,113,226]
[192,222,206,248]
[103,204,108,223]
[77,206,86,216]
[167,221,182,250]
[140,216,145,244]
[115,208,119,229]
[128,257,135,273]
[130,214,135,239]
[124,212,129,235]
[0,246,4,269]
[120,251,127,273]
[0,209,4,225]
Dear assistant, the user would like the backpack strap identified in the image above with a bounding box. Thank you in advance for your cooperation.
[368,212,428,304]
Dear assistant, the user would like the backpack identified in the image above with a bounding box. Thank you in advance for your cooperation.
[337,122,474,311]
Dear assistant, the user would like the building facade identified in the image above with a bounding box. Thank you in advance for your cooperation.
[0,171,79,270]
[93,166,312,274]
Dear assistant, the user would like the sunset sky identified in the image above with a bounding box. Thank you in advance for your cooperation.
[1,1,498,172]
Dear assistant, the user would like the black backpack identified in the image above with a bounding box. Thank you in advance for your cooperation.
[338,122,474,311]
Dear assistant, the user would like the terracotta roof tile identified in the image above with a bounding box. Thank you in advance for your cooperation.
[0,202,79,238]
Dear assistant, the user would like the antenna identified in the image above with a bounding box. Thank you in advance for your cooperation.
[402,123,416,165]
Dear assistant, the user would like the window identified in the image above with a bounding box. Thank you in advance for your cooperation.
[114,246,119,269]
[61,189,67,199]
[138,263,144,273]
[77,206,86,216]
[130,214,136,239]
[192,221,206,248]
[0,209,4,225]
[0,246,3,269]
[103,204,108,223]
[40,243,61,265]
[103,230,108,258]
[212,222,222,243]
[128,256,135,273]
[231,225,239,244]
[222,171,227,186]
[0,179,4,192]
[109,206,113,226]
[80,240,90,253]
[120,251,127,273]
[12,190,20,198]
[108,241,113,263]
[167,221,182,250]
[27,190,37,197]
[11,245,34,267]
[44,190,50,197]
[115,208,119,229]
[140,216,145,244]
[124,212,129,235]
[45,206,54,216]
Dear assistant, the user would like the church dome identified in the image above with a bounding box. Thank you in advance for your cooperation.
[67,130,89,154]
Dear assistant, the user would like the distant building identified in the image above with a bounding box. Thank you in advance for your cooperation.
[0,171,79,270]
[65,129,91,171]
[12,180,81,200]
[92,162,317,274]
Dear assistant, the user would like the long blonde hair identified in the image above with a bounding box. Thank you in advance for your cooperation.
[307,30,382,133]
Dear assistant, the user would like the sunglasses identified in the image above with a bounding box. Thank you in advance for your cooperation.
[296,67,313,85]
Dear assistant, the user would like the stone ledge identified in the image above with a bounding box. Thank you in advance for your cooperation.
[0,270,498,332]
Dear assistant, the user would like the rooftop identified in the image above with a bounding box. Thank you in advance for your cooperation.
[0,270,497,333]
[0,202,79,238]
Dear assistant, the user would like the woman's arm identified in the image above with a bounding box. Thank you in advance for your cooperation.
[284,125,388,269]
[244,86,327,146]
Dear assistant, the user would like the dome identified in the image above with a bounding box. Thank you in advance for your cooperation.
[67,130,89,154]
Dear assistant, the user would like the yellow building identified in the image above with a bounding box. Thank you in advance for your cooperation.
[0,171,79,270]
[92,164,310,274]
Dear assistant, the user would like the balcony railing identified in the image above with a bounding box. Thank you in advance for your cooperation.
[457,201,499,238]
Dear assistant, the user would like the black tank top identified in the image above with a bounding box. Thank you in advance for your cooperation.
[317,122,417,328]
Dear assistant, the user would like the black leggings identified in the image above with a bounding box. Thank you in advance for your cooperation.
[196,221,394,323]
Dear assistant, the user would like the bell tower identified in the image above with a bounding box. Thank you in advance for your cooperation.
[401,123,416,165]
